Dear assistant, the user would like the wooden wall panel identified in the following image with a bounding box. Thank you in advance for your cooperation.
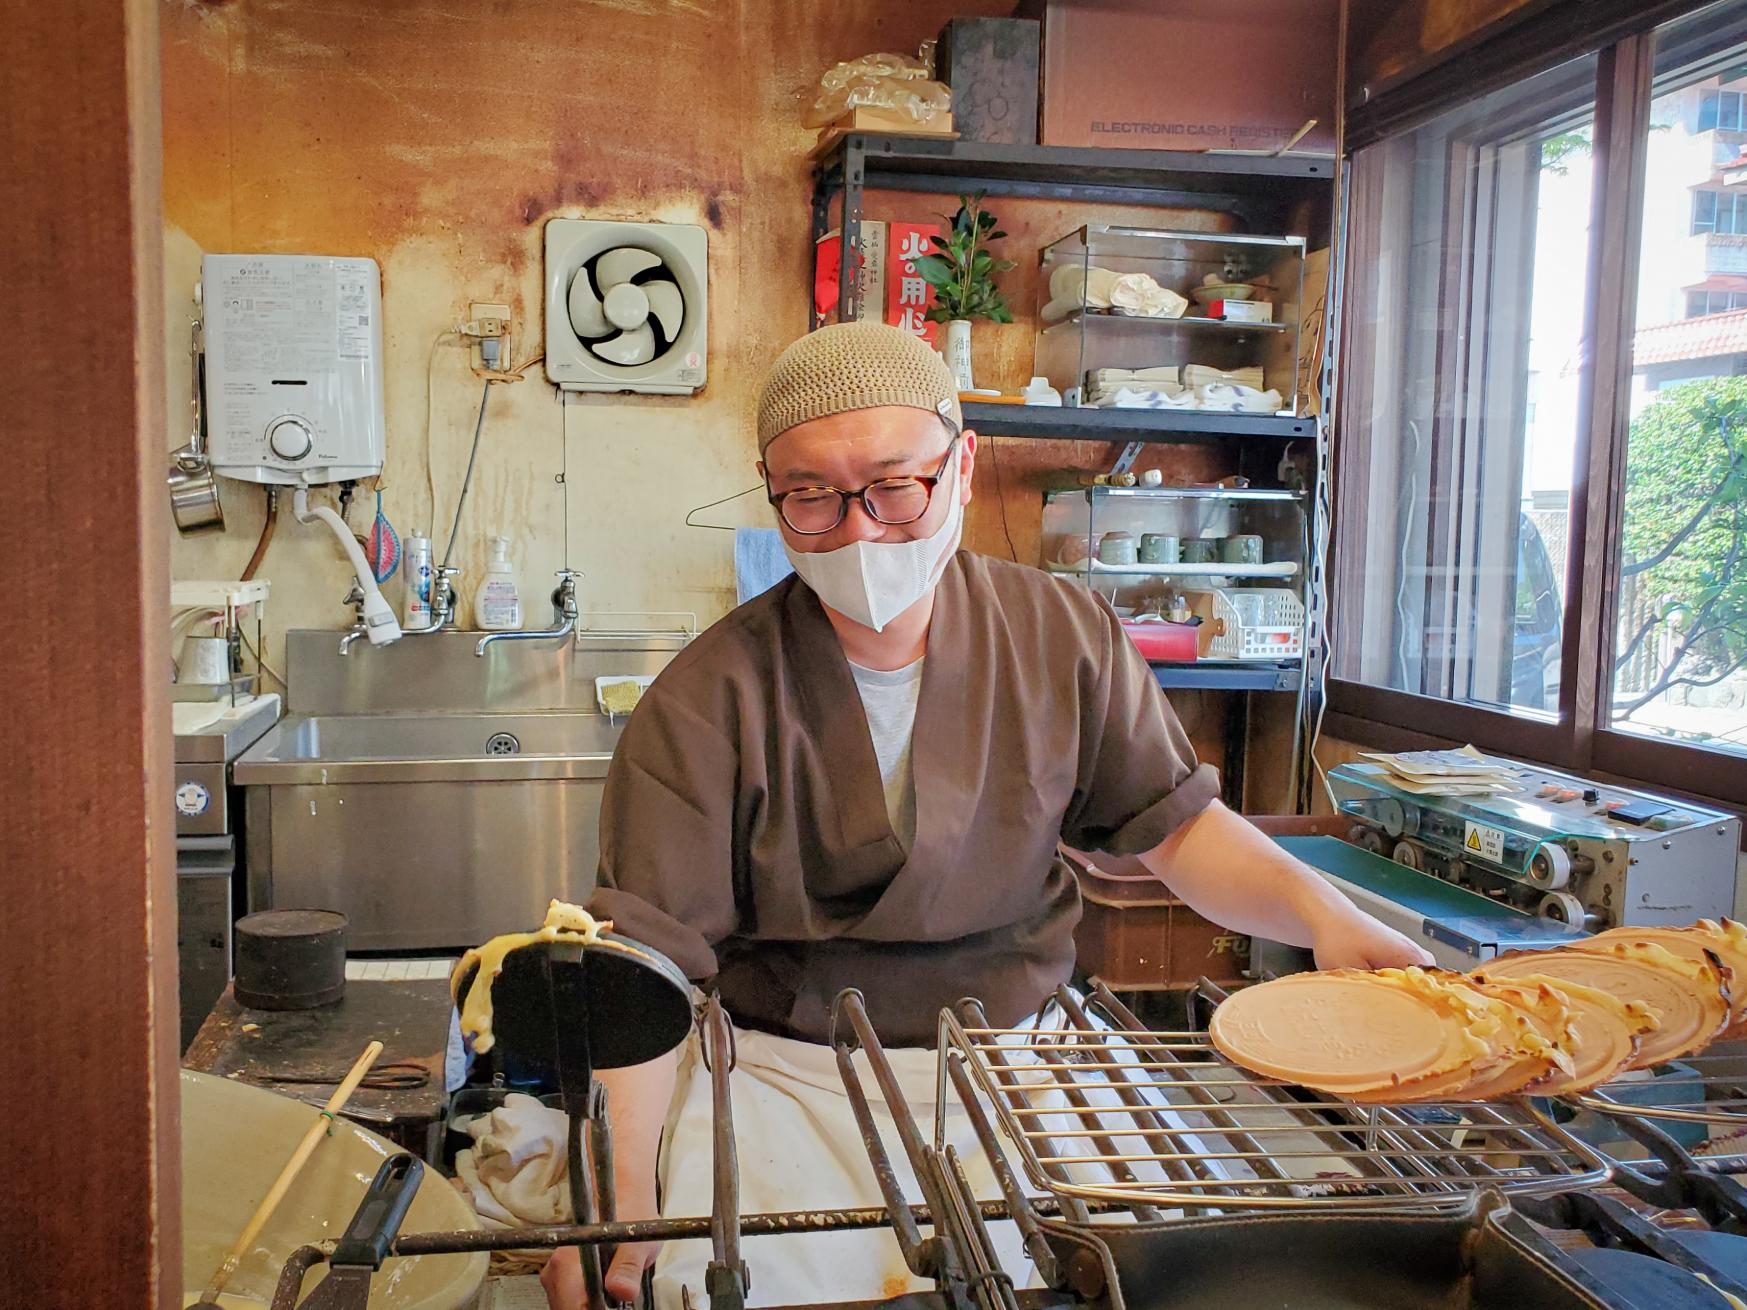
[0,0,178,1305]
[1346,0,1550,97]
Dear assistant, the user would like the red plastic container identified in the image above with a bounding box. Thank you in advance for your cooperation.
[1120,620,1198,662]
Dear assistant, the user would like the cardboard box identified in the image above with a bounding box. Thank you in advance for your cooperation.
[1295,245,1331,417]
[1208,299,1274,323]
[811,107,956,157]
[936,17,1041,144]
[1019,0,1337,154]
[886,221,944,347]
[813,220,887,323]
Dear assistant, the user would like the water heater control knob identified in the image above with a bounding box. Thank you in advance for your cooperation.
[267,417,313,461]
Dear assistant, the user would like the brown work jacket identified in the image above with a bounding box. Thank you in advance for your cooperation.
[591,551,1218,1046]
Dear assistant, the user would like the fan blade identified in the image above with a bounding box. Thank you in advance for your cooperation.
[567,268,609,339]
[644,280,685,340]
[589,323,656,367]
[596,247,662,290]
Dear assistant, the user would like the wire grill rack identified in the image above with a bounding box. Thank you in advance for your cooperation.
[1571,1046,1747,1129]
[938,991,1613,1214]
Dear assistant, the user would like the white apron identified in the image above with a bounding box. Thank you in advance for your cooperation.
[647,1002,1265,1310]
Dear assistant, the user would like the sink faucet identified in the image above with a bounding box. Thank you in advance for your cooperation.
[477,569,581,656]
[338,578,376,655]
[399,566,460,640]
[343,567,461,655]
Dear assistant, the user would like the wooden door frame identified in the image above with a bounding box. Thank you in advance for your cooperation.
[0,1,180,1305]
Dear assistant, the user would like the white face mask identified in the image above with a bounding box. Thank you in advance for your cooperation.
[782,447,963,632]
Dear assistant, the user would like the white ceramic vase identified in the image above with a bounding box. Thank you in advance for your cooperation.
[943,318,974,391]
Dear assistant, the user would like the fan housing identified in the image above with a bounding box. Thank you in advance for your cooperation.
[544,219,707,395]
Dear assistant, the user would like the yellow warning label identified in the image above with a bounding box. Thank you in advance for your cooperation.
[1462,821,1507,863]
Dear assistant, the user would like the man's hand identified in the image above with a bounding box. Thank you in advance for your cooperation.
[1308,904,1434,971]
[1136,802,1438,971]
[541,1049,678,1309]
[541,1237,661,1308]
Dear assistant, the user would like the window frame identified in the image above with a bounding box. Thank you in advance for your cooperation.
[1329,2,1747,815]
[1695,187,1720,234]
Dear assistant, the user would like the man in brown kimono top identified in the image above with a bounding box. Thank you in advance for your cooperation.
[544,323,1429,1308]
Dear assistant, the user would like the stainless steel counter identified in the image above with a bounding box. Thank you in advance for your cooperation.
[234,711,620,785]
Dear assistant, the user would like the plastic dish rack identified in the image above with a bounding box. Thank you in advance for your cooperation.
[1201,587,1304,660]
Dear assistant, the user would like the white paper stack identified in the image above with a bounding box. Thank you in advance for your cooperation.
[1359,745,1521,796]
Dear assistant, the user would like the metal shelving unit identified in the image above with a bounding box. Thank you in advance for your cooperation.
[810,133,1332,333]
[806,133,1334,800]
[1153,662,1303,692]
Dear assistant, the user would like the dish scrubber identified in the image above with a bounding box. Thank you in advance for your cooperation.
[595,675,655,717]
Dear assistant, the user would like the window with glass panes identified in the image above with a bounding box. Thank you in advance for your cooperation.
[1332,0,1747,809]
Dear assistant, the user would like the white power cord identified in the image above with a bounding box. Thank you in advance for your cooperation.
[293,486,402,645]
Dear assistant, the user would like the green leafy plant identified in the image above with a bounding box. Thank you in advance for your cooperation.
[911,191,1016,324]
[1614,377,1747,720]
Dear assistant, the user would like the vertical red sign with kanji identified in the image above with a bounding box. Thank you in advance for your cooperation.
[887,221,942,348]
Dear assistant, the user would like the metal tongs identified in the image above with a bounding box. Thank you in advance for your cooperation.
[829,990,1023,1310]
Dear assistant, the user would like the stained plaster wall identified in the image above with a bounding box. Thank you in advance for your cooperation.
[161,0,1315,783]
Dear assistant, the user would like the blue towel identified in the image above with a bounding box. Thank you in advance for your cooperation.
[735,527,794,605]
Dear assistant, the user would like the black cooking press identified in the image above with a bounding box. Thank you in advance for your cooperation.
[451,929,699,1308]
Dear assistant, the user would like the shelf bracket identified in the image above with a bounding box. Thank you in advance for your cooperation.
[1107,442,1146,477]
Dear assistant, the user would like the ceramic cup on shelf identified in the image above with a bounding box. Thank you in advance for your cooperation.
[1182,537,1220,565]
[1222,534,1264,566]
[1097,530,1138,566]
[1140,533,1179,565]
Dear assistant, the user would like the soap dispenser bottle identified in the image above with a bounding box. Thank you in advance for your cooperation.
[475,534,523,631]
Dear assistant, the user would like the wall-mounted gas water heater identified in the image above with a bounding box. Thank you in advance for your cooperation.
[200,254,386,484]
[198,254,400,644]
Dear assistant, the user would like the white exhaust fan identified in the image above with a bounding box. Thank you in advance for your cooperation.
[544,219,707,395]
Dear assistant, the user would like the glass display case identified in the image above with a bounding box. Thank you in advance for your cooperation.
[1035,225,1306,416]
[1041,486,1307,663]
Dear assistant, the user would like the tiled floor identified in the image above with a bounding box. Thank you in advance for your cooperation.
[345,956,458,982]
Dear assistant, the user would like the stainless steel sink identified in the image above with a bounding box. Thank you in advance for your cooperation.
[234,630,681,952]
[234,712,622,785]
[237,712,624,950]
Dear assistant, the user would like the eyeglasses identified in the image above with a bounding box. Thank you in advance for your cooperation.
[766,438,958,536]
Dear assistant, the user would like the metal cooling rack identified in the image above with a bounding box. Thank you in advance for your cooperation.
[938,988,1613,1214]
[1571,1046,1747,1129]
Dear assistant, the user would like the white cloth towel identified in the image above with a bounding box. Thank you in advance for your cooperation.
[453,1093,573,1228]
[1089,383,1284,414]
[1044,264,1187,321]
[1087,366,1182,388]
[1182,363,1265,391]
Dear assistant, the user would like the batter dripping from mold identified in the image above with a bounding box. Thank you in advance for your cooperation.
[452,899,654,1054]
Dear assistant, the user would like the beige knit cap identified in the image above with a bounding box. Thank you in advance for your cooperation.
[756,321,962,452]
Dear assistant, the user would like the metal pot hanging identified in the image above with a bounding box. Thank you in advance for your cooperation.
[169,317,225,534]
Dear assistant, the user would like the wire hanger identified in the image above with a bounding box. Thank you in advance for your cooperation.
[684,483,766,532]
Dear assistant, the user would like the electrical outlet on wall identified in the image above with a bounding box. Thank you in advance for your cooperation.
[465,301,512,374]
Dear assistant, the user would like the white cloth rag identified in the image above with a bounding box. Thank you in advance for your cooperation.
[1045,264,1187,321]
[1087,365,1266,392]
[1088,366,1182,388]
[454,1093,572,1228]
[1090,383,1284,414]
